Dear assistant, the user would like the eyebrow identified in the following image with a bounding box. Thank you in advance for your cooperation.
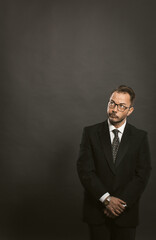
[110,100,127,105]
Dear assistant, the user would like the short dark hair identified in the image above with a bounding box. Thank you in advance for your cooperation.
[111,85,135,106]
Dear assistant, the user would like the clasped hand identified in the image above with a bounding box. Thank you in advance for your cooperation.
[104,196,126,219]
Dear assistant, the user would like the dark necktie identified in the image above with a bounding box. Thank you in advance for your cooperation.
[112,129,120,163]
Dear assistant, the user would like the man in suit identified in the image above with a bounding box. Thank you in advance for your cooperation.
[77,85,151,240]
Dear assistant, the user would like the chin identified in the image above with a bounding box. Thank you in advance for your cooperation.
[109,118,118,125]
[109,117,123,125]
[109,117,118,122]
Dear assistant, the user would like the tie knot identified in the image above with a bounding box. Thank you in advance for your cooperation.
[112,129,119,137]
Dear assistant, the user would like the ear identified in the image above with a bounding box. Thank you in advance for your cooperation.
[127,107,134,116]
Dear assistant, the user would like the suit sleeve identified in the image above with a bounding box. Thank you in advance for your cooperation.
[77,127,107,200]
[118,132,151,208]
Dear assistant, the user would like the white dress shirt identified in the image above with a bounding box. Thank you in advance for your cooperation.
[99,119,126,203]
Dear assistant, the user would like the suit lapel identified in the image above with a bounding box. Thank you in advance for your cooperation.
[98,121,116,175]
[115,123,131,168]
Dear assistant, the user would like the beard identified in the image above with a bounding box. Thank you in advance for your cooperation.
[108,113,126,125]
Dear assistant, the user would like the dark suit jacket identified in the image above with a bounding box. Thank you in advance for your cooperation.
[77,121,151,227]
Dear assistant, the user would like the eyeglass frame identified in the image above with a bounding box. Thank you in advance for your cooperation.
[108,100,132,112]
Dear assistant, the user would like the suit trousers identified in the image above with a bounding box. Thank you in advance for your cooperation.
[88,221,136,240]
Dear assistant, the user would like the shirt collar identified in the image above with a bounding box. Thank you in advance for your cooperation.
[108,119,126,134]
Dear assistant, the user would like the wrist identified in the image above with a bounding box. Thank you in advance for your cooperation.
[104,196,111,206]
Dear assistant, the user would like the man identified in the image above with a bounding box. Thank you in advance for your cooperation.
[77,85,151,240]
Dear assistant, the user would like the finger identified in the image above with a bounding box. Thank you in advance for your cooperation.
[104,209,109,216]
[118,203,126,209]
[115,206,126,214]
[104,209,107,215]
[108,211,114,218]
[119,199,126,205]
[119,205,126,211]
[107,202,124,212]
[104,209,114,218]
[106,210,112,217]
[114,208,122,214]
[106,211,111,217]
[117,208,125,214]
[110,208,120,217]
[108,201,124,209]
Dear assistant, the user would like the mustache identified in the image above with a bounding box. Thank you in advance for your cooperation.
[109,113,119,118]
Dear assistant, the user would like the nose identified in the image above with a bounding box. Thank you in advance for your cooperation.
[113,104,118,112]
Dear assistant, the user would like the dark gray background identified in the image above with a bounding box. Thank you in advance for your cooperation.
[1,0,155,239]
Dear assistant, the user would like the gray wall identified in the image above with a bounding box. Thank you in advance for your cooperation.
[1,0,155,239]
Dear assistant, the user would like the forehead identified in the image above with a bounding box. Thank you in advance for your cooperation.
[110,91,131,104]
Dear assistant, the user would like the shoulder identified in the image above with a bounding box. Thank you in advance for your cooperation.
[83,121,106,133]
[128,123,148,138]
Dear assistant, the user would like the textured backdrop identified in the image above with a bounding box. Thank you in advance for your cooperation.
[1,0,155,239]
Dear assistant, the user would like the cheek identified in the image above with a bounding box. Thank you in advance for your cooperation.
[118,112,127,119]
[107,107,110,113]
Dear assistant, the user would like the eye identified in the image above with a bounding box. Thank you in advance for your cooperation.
[119,105,125,109]
[110,101,115,106]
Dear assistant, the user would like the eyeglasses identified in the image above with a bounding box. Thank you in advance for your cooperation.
[108,101,131,112]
